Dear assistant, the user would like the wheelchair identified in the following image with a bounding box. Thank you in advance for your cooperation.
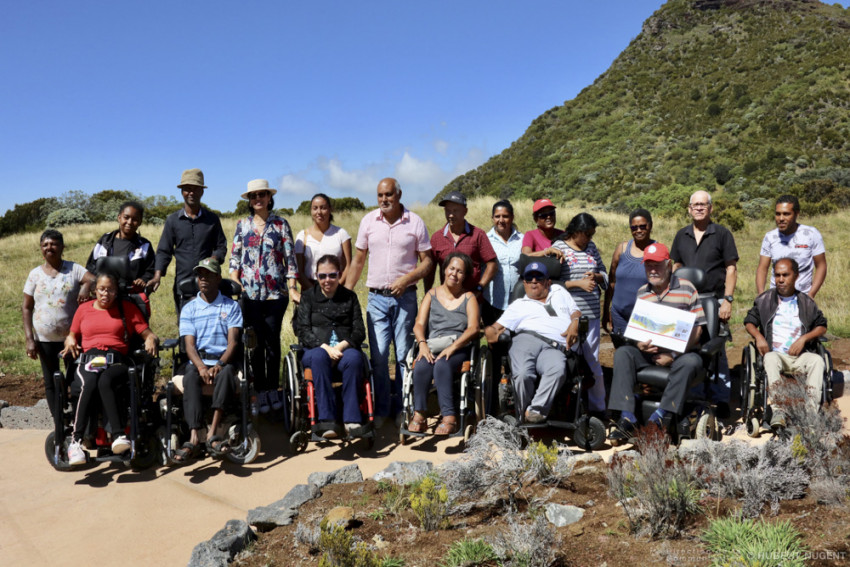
[397,337,484,445]
[283,344,376,453]
[157,277,262,465]
[740,338,833,438]
[45,257,162,471]
[482,314,608,451]
[610,267,725,445]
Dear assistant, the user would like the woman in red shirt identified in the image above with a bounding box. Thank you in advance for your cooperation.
[61,272,158,467]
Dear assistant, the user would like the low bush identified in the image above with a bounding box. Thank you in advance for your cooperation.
[440,537,498,567]
[607,425,702,537]
[409,474,451,531]
[488,512,559,567]
[318,519,378,567]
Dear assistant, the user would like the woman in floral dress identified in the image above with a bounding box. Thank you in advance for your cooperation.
[230,179,299,413]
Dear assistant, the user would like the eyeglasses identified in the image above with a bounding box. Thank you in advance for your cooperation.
[689,202,709,209]
[523,274,544,283]
[317,272,339,281]
[248,191,269,200]
[535,211,556,220]
[96,287,117,295]
[630,224,649,232]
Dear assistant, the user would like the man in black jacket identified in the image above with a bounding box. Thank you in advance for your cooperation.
[149,168,227,317]
[744,258,827,429]
[294,254,367,437]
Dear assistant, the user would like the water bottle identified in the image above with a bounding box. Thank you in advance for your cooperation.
[329,329,339,347]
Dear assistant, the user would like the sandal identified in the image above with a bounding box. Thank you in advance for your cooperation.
[173,442,202,465]
[207,435,231,457]
[434,417,459,436]
[407,413,427,434]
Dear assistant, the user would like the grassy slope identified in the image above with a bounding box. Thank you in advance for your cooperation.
[440,0,850,213]
[2,198,847,378]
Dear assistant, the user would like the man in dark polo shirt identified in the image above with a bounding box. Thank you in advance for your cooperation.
[425,190,498,321]
[670,190,738,416]
[149,168,228,318]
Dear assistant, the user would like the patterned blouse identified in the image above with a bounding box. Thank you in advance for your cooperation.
[229,214,298,301]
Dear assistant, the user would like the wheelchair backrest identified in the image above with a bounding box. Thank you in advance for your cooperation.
[94,256,150,321]
[177,277,244,308]
[673,267,719,341]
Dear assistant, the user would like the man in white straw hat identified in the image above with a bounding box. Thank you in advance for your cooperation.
[150,168,227,317]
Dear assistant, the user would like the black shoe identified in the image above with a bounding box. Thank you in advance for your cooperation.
[714,402,730,419]
[676,415,692,441]
[608,417,637,445]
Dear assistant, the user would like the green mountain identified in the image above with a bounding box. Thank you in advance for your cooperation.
[439,0,850,226]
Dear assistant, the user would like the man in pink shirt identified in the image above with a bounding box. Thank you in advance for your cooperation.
[347,178,434,426]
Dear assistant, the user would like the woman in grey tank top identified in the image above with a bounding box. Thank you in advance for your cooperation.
[409,253,480,435]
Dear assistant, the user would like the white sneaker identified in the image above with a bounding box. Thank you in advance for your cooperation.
[111,435,131,454]
[68,440,87,466]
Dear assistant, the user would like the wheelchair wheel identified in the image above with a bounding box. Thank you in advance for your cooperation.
[129,436,159,470]
[290,430,308,454]
[463,424,474,444]
[572,416,606,451]
[282,352,300,433]
[475,345,493,420]
[746,416,761,438]
[226,427,261,465]
[695,412,722,442]
[156,426,180,466]
[44,431,73,472]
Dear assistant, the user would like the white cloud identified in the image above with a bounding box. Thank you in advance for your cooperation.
[278,173,320,196]
[452,147,487,176]
[434,139,449,155]
[395,151,450,190]
[319,157,380,195]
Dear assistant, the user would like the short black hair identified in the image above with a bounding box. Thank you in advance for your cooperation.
[119,200,145,219]
[628,208,653,226]
[316,254,341,271]
[40,229,64,246]
[776,194,800,213]
[775,257,800,275]
[492,199,514,217]
[443,252,473,282]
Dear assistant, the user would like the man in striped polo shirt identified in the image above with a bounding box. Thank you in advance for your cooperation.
[608,243,706,444]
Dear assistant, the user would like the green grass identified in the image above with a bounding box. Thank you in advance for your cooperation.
[3,197,848,384]
[702,515,808,567]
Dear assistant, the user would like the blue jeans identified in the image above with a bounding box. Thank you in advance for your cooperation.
[303,347,364,423]
[367,288,417,417]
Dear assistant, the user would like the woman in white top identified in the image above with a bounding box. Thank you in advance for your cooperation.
[295,193,352,290]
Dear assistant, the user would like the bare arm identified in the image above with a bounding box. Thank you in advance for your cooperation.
[339,238,353,287]
[423,257,437,292]
[22,294,37,360]
[809,253,827,298]
[478,260,498,288]
[345,247,367,291]
[602,241,625,333]
[484,322,507,344]
[413,292,434,362]
[718,261,737,321]
[755,255,771,295]
[744,322,769,356]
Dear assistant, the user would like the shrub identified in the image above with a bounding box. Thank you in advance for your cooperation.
[702,515,807,567]
[45,207,91,228]
[607,425,702,537]
[488,512,559,567]
[713,164,733,185]
[318,519,379,567]
[409,474,451,531]
[440,538,498,567]
[0,197,58,237]
[296,196,367,215]
[523,440,573,486]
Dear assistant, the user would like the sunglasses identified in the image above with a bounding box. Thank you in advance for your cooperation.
[523,274,545,283]
[535,211,556,220]
[248,191,270,199]
[630,224,649,232]
[317,272,339,281]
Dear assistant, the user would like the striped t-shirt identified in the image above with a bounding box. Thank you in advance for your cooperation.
[636,275,706,328]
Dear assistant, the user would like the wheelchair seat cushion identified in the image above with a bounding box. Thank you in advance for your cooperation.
[637,363,706,390]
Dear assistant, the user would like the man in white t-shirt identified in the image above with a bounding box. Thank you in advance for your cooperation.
[744,258,827,430]
[756,195,827,297]
[484,262,580,424]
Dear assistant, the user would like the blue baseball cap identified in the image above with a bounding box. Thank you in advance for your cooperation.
[523,262,549,279]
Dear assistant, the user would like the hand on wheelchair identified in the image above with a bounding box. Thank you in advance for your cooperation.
[143,334,158,358]
[61,336,80,360]
[754,336,770,356]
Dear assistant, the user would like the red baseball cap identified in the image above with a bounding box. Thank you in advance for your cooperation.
[642,243,670,263]
[532,198,556,213]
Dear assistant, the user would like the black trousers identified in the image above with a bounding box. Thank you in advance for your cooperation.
[71,349,129,440]
[37,341,66,418]
[182,363,238,430]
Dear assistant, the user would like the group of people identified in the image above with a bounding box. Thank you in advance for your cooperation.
[22,166,830,464]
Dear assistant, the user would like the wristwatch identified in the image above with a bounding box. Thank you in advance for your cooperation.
[724,295,734,303]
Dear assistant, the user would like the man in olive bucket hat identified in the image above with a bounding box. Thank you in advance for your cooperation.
[149,169,228,319]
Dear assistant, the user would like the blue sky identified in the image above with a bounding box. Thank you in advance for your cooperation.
[2,1,846,216]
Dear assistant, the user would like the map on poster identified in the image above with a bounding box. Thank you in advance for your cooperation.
[624,298,696,353]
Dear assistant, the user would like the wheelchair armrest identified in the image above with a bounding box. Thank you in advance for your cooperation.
[161,338,179,350]
[290,344,303,353]
[131,348,156,362]
[699,336,726,358]
[497,331,512,345]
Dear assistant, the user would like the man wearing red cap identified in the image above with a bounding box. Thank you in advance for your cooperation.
[608,243,707,444]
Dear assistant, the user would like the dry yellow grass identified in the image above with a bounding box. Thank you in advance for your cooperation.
[2,198,847,379]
